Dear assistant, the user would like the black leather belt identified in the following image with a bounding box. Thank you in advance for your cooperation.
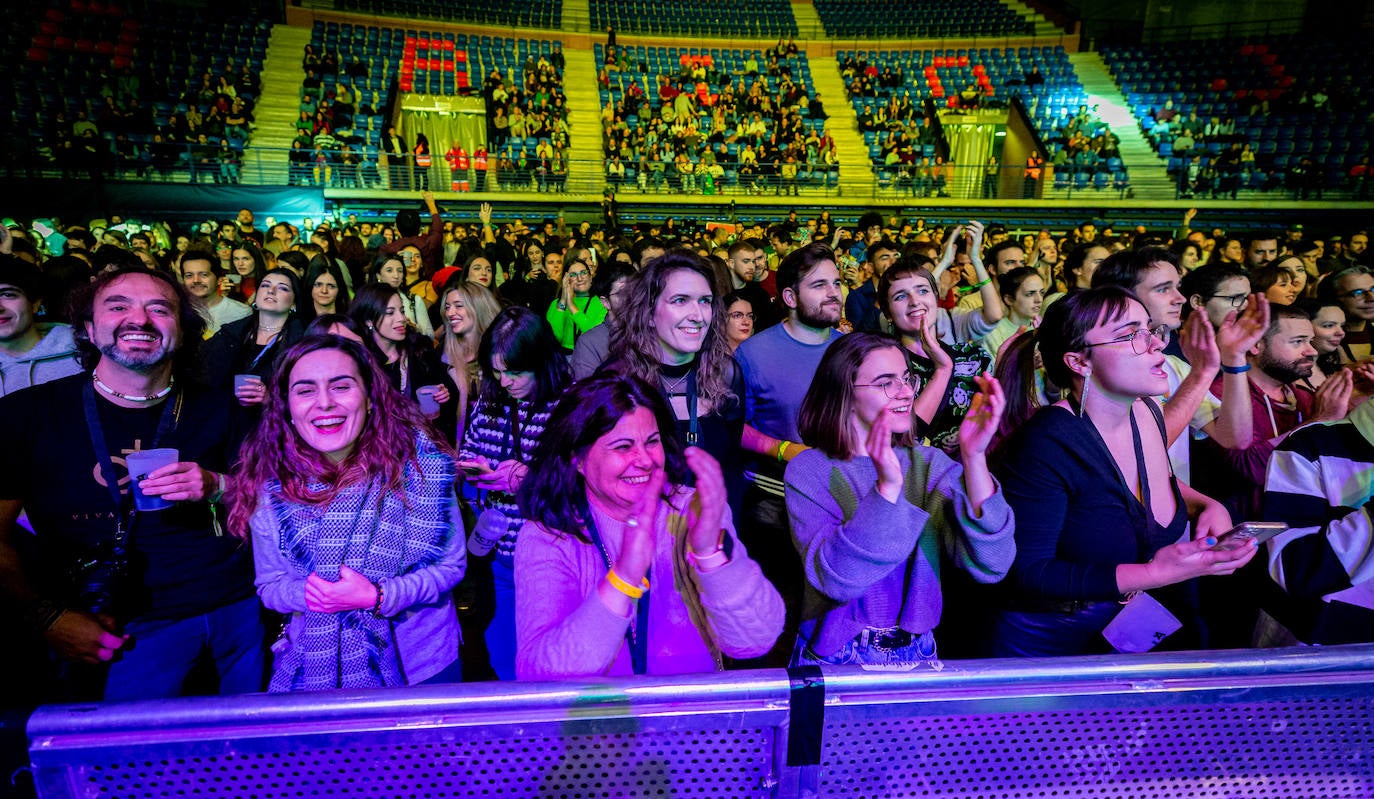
[1006,598,1117,614]
[860,627,913,650]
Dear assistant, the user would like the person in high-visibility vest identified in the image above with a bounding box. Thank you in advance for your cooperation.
[473,146,489,192]
[413,133,432,191]
[445,143,469,191]
[1023,151,1043,198]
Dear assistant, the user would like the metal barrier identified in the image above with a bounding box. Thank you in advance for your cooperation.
[27,644,1374,798]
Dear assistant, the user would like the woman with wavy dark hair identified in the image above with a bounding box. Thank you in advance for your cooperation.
[604,251,745,510]
[514,373,783,678]
[457,305,570,679]
[229,335,466,691]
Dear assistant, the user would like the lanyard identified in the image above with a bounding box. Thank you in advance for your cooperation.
[584,512,650,675]
[81,380,182,551]
[1127,411,1150,516]
[246,331,280,372]
[663,367,700,446]
[685,370,699,446]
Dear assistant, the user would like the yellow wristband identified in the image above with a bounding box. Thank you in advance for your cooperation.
[776,440,790,462]
[607,569,650,600]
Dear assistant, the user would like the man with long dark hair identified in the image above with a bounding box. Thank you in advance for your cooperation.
[0,267,262,702]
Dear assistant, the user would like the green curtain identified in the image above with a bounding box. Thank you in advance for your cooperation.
[941,122,1001,199]
[395,94,488,188]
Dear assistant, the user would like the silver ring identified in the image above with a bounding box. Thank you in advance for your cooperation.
[625,518,640,528]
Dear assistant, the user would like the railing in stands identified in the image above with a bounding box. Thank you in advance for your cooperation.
[5,145,1370,202]
[25,644,1374,798]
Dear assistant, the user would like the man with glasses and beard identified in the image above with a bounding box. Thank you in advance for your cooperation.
[0,267,261,702]
[1194,305,1353,521]
[734,242,844,665]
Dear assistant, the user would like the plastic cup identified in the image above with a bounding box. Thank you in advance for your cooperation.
[416,385,441,418]
[233,374,260,394]
[124,448,180,512]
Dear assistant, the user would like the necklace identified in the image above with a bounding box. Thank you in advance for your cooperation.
[662,370,690,395]
[92,374,175,402]
[259,320,285,335]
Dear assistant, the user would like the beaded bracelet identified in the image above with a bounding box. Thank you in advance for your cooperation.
[372,580,386,616]
[607,569,650,600]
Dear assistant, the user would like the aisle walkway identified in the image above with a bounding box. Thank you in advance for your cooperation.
[246,25,314,183]
[1068,50,1171,199]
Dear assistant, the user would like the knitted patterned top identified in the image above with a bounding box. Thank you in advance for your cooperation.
[457,393,557,568]
[784,444,1016,657]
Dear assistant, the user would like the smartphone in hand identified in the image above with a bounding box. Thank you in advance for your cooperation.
[1213,522,1288,551]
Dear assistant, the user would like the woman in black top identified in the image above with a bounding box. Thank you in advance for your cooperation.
[204,268,308,413]
[350,284,455,431]
[992,287,1256,657]
[603,252,745,514]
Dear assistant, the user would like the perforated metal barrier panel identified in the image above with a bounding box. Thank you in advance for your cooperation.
[28,646,1374,799]
[819,702,1374,798]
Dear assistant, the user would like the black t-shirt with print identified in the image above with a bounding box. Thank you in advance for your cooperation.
[0,374,253,622]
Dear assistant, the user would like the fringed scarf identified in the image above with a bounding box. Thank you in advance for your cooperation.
[267,431,456,692]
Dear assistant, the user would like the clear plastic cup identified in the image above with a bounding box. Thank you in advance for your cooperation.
[416,385,441,418]
[124,448,180,512]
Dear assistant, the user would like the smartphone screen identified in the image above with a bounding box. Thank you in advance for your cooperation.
[1214,522,1288,550]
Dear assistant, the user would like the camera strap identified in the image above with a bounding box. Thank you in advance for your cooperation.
[82,380,183,549]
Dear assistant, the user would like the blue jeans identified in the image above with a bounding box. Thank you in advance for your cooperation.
[418,657,463,685]
[104,595,265,701]
[792,626,939,667]
[484,558,516,680]
[992,602,1119,658]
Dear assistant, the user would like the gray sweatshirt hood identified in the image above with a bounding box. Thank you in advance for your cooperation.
[0,323,84,396]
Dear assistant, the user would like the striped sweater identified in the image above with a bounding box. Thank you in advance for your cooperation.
[1262,399,1374,644]
[457,394,557,568]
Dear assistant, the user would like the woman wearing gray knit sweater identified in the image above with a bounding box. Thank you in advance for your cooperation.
[784,332,1016,666]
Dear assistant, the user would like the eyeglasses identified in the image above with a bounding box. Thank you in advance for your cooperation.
[1209,292,1249,308]
[1340,287,1374,301]
[1082,324,1171,355]
[728,311,756,321]
[566,269,590,279]
[855,372,920,399]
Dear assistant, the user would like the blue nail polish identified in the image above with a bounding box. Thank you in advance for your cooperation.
[1204,537,1217,546]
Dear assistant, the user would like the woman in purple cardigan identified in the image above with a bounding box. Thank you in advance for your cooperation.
[513,374,783,679]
